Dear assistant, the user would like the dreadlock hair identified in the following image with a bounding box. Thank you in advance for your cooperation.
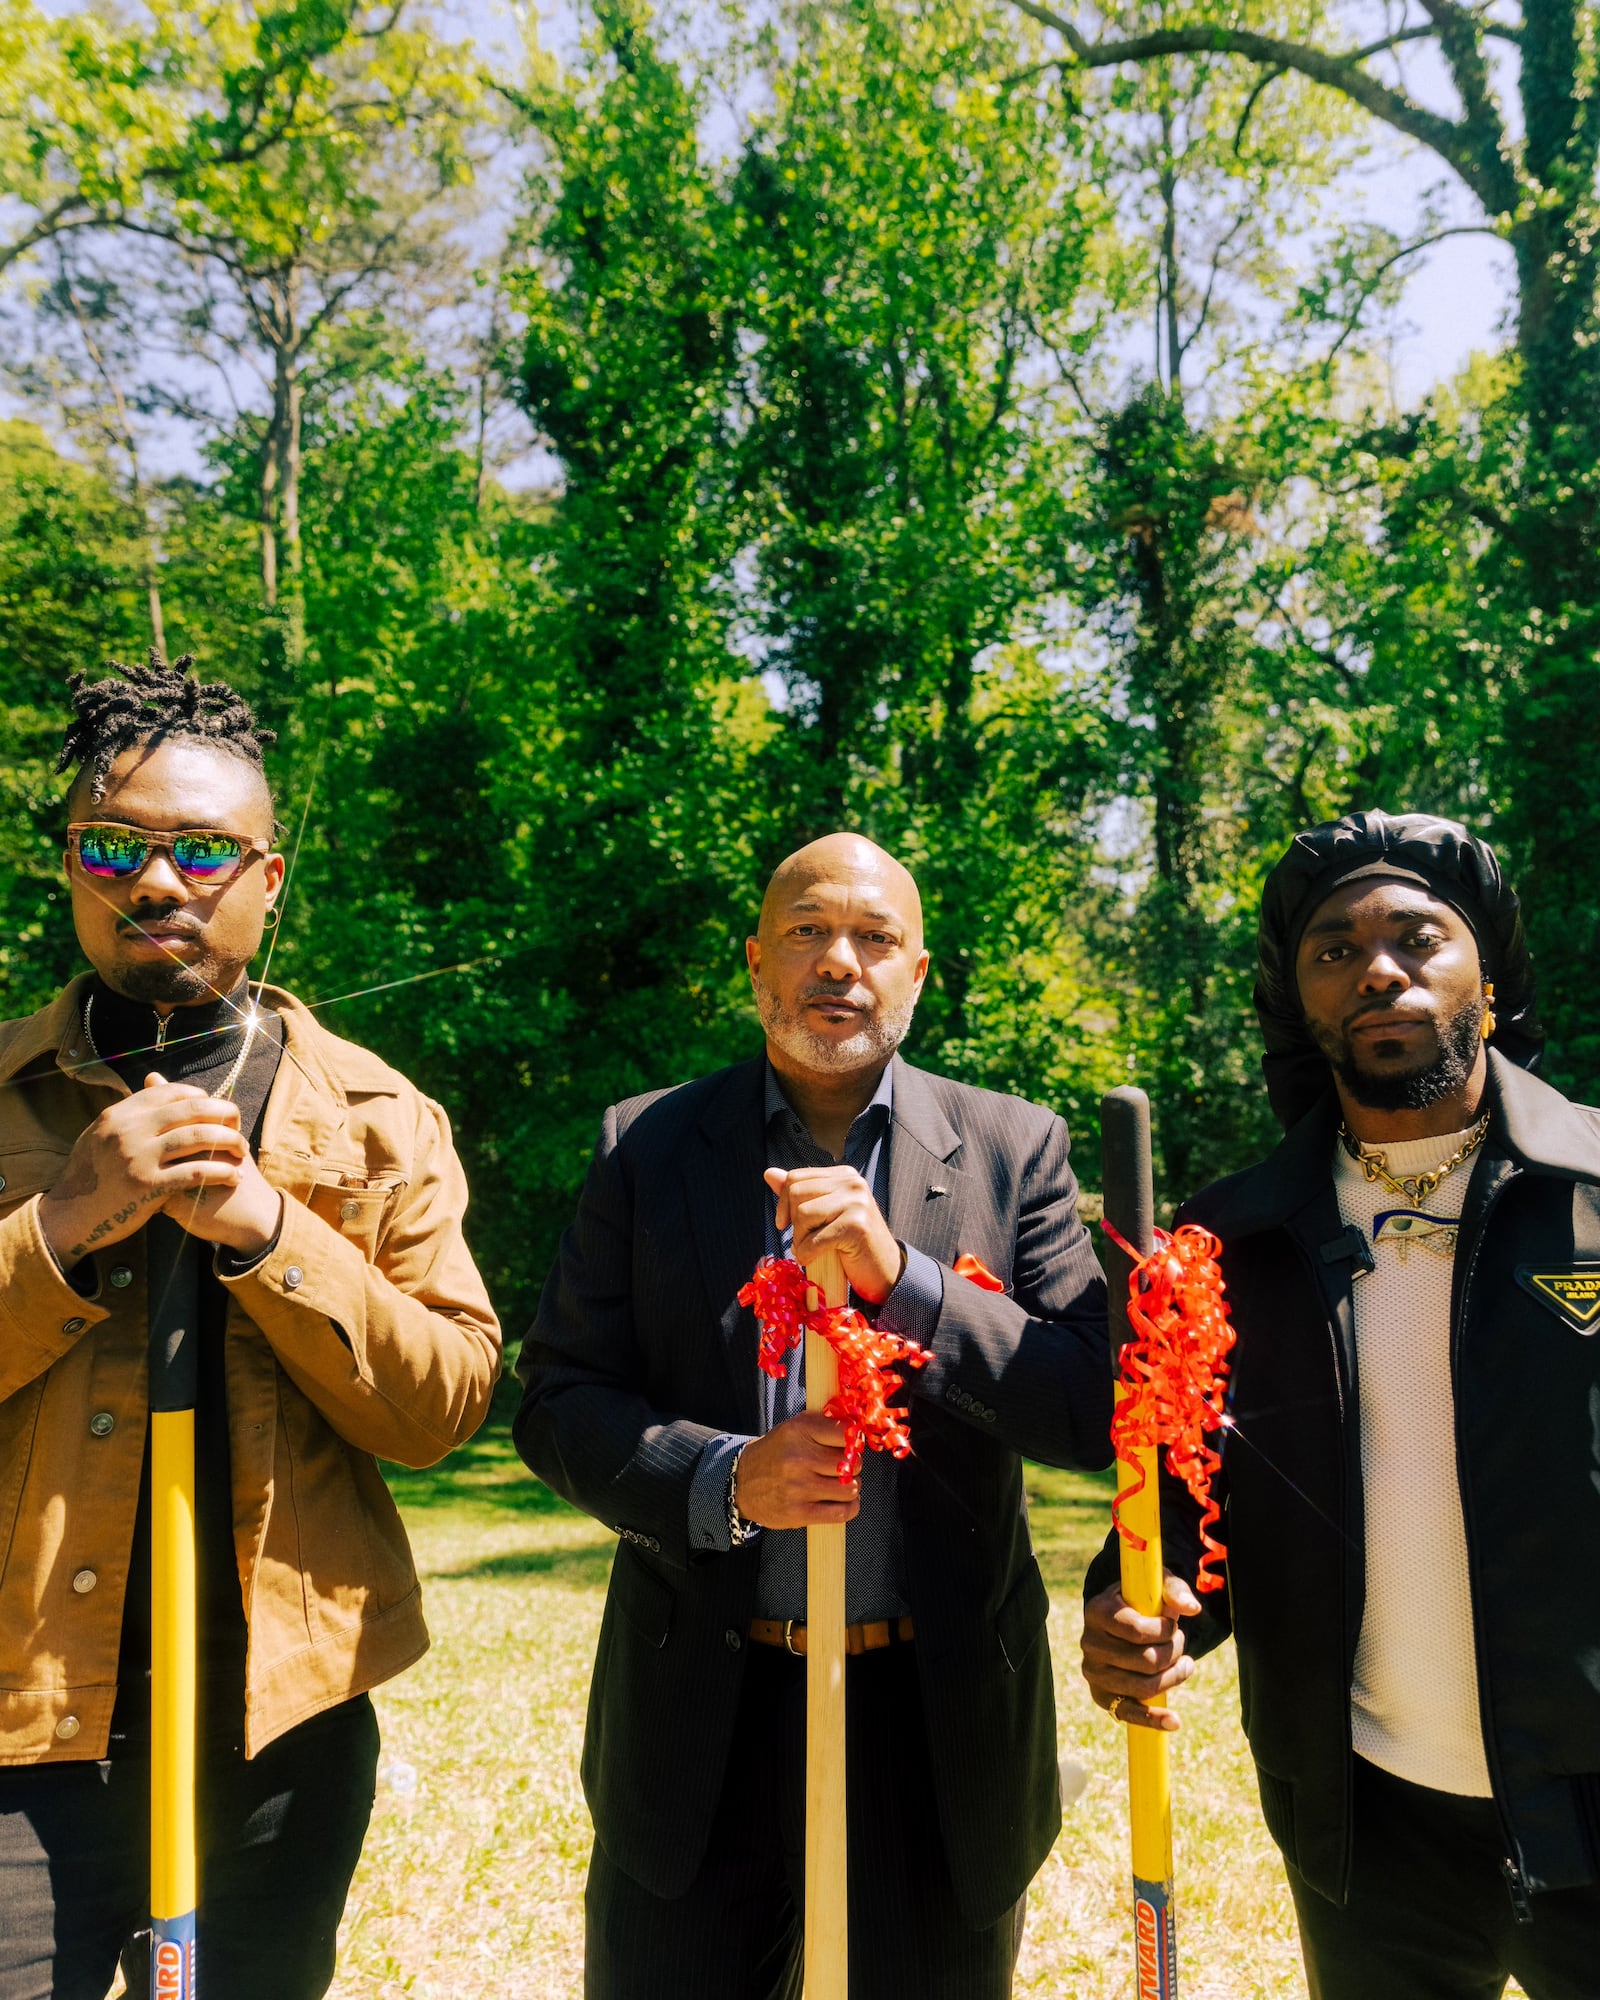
[57,650,277,806]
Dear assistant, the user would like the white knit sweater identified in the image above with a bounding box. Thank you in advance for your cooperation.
[1334,1122,1493,1797]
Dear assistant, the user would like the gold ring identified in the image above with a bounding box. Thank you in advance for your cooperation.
[1108,1694,1126,1725]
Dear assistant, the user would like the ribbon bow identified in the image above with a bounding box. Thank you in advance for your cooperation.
[738,1257,932,1480]
[1102,1219,1236,1592]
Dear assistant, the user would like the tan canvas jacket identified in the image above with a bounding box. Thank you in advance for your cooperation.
[0,973,501,1763]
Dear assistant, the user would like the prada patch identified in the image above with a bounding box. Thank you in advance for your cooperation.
[1515,1265,1600,1333]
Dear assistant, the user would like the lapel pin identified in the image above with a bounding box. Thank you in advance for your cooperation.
[927,1183,948,1198]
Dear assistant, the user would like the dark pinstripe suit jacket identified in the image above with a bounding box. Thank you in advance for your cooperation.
[513,1053,1112,1929]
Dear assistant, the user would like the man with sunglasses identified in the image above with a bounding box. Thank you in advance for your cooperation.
[0,654,500,2000]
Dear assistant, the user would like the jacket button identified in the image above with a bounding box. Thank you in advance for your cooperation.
[108,1265,133,1289]
[54,1715,80,1741]
[62,1318,85,1335]
[724,1627,743,1653]
[89,1412,115,1438]
[340,1200,361,1222]
[283,1266,303,1290]
[71,1569,97,1594]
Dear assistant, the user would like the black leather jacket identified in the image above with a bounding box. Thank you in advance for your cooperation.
[1087,1051,1600,1907]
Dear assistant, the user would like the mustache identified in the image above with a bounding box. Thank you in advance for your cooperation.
[114,908,204,940]
[799,986,873,1009]
[1343,999,1433,1034]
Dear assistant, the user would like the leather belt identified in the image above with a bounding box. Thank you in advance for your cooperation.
[748,1615,915,1658]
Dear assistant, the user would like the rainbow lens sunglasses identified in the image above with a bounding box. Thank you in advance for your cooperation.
[68,821,273,885]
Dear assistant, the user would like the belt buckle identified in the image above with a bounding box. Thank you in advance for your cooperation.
[782,1619,804,1657]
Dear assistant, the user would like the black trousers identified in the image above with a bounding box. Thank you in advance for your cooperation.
[1288,1756,1600,2000]
[586,1642,1026,2000]
[0,1696,379,2000]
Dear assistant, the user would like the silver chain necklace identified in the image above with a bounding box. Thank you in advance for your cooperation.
[81,989,257,1101]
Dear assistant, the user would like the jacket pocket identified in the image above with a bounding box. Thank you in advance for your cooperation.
[996,1557,1049,1672]
[1255,1765,1297,1867]
[612,1545,674,1650]
[306,1176,400,1257]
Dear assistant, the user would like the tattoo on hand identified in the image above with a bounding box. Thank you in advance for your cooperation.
[65,1194,147,1263]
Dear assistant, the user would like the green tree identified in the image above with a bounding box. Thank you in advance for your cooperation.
[1,0,493,688]
[1021,5,1383,1186]
[0,0,384,272]
[726,0,1131,1122]
[0,421,152,1006]
[1014,0,1600,1088]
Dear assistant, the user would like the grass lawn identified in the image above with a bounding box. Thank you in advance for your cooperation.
[329,1406,1529,1999]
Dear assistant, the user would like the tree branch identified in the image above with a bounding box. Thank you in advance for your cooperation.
[1346,25,1439,61]
[1232,64,1283,154]
[0,198,103,276]
[1322,223,1505,359]
[1417,0,1517,209]
[1178,209,1250,365]
[1007,3,1514,215]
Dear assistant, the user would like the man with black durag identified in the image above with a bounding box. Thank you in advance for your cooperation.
[1082,809,1600,1999]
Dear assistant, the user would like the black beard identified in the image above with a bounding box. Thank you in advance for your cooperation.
[1322,996,1485,1112]
[104,958,216,1006]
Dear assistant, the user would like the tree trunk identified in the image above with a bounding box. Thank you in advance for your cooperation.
[1503,12,1600,1090]
[281,355,305,674]
[143,520,166,658]
[260,268,307,679]
[259,400,280,610]
[1157,108,1181,402]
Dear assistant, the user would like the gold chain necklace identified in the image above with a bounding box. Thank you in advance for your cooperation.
[1339,1111,1491,1207]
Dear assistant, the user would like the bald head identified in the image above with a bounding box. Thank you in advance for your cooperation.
[757,833,923,951]
[747,832,928,1082]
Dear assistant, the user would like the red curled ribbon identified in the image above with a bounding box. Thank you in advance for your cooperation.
[1102,1219,1236,1592]
[737,1256,932,1480]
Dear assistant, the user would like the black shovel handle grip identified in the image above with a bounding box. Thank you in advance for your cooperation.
[1101,1086,1155,1365]
[1101,1084,1155,1260]
[146,1213,202,1414]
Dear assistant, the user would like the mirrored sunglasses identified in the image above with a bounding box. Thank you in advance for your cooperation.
[68,821,272,885]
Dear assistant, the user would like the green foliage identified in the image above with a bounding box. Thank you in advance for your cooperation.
[4,0,1599,1328]
[0,421,148,1005]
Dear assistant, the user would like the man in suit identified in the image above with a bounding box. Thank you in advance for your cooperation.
[514,832,1113,1998]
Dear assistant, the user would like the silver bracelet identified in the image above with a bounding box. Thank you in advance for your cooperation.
[727,1442,756,1547]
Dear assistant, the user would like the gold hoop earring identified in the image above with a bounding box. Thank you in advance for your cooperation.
[1481,980,1496,1041]
[263,906,282,934]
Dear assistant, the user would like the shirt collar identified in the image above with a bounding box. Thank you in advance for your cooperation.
[763,1057,894,1142]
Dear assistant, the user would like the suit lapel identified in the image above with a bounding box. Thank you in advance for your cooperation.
[686,1059,768,1431]
[887,1057,969,1269]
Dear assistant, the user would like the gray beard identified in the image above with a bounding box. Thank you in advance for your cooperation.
[755,982,917,1073]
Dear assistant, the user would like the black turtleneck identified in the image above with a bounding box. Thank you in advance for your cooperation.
[83,976,285,1755]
